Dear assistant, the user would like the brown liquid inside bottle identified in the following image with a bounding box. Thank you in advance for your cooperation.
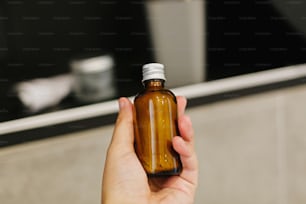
[134,79,182,176]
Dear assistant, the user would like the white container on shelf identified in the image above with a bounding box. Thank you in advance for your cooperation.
[70,55,116,103]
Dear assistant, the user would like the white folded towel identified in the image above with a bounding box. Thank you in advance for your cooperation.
[15,74,73,113]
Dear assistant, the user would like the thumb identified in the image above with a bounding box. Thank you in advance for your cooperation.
[109,97,134,150]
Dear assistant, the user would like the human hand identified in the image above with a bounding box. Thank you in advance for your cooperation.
[101,96,198,204]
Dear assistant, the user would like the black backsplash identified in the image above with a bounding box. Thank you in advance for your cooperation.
[1,0,306,122]
[0,0,153,122]
[206,0,306,80]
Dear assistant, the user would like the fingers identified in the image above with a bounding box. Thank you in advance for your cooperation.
[173,114,198,186]
[110,97,134,149]
[175,115,196,169]
[177,96,187,118]
[178,115,194,143]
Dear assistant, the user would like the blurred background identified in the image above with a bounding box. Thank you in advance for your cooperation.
[2,0,306,121]
[1,0,306,203]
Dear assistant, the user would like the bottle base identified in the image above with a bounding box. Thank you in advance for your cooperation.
[147,168,182,177]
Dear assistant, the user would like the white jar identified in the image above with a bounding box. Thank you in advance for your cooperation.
[70,55,116,103]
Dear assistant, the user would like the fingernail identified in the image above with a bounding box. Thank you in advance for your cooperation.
[118,98,125,110]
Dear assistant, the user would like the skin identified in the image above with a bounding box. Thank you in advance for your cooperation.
[102,96,198,204]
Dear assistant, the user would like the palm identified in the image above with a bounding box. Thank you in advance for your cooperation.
[115,148,195,204]
[123,149,195,204]
[150,172,196,204]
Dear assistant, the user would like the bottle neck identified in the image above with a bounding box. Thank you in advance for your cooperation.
[143,79,165,90]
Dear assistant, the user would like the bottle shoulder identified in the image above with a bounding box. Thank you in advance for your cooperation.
[134,88,176,102]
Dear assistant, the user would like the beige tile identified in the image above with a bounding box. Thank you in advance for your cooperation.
[187,93,279,204]
[0,126,113,204]
[283,85,306,204]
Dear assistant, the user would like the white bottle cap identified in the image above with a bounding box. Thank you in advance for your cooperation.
[142,63,166,82]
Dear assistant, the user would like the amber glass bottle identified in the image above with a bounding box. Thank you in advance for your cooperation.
[134,63,182,176]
